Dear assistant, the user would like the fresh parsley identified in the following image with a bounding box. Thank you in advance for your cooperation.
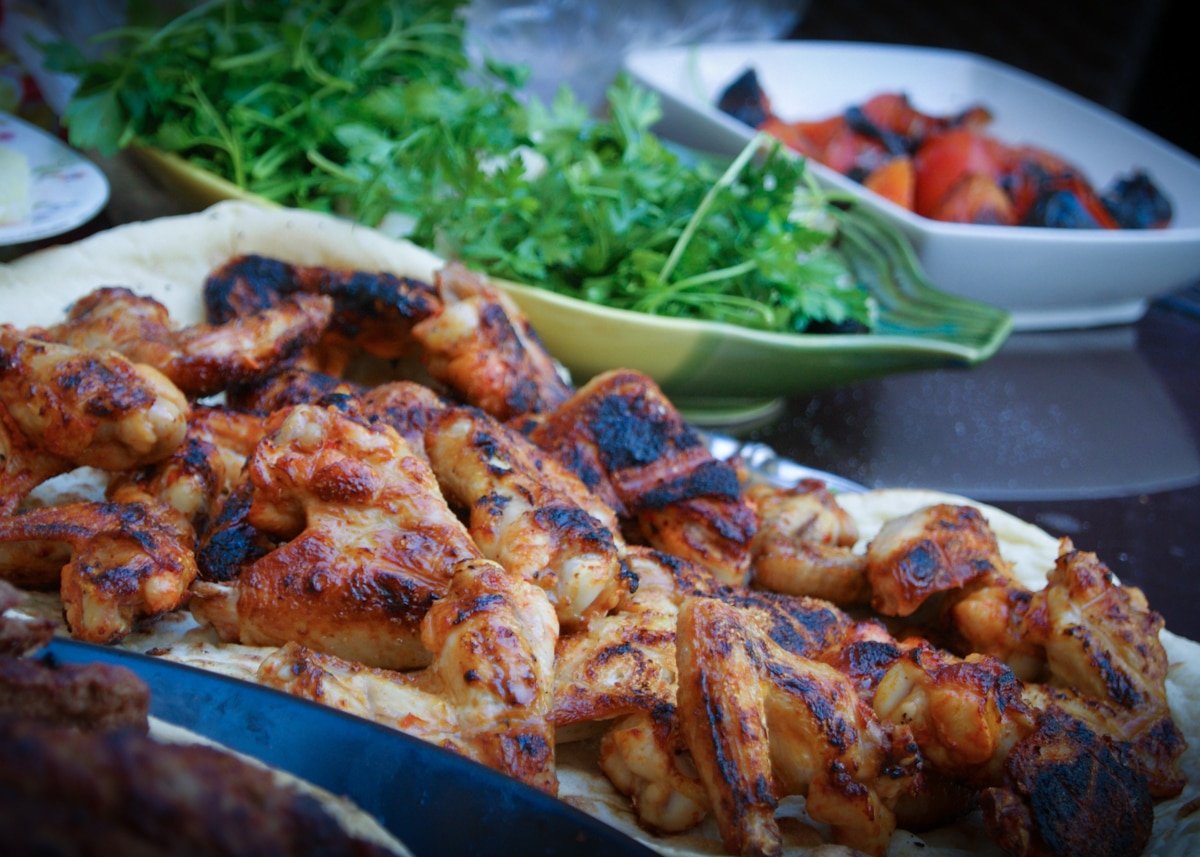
[48,0,877,333]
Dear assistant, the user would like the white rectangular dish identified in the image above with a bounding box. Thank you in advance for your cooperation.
[624,41,1200,331]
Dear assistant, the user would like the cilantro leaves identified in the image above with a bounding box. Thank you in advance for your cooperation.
[49,0,875,333]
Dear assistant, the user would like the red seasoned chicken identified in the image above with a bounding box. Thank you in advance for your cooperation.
[412,263,572,421]
[526,370,757,586]
[190,404,480,669]
[0,325,188,471]
[35,286,332,397]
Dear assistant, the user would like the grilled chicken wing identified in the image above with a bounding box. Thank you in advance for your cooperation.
[527,370,757,585]
[873,642,1035,782]
[205,254,441,363]
[0,403,69,516]
[552,554,680,731]
[980,708,1153,857]
[191,405,479,669]
[37,286,332,397]
[426,406,624,627]
[747,479,868,606]
[0,501,196,643]
[676,596,916,856]
[930,532,1186,797]
[258,557,559,793]
[1022,683,1185,799]
[599,711,711,834]
[227,366,365,414]
[943,568,1043,680]
[0,326,188,471]
[1028,544,1170,712]
[551,547,711,831]
[106,405,266,547]
[866,503,1012,616]
[411,262,572,421]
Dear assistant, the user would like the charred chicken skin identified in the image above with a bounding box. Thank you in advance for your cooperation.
[0,501,196,643]
[527,369,757,585]
[1,249,1188,857]
[980,708,1153,857]
[204,253,441,362]
[106,408,242,537]
[191,404,480,669]
[411,262,572,421]
[870,640,1163,857]
[426,406,624,627]
[676,595,917,857]
[0,325,188,471]
[36,286,333,398]
[866,503,1012,616]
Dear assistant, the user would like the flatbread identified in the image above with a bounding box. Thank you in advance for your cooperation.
[2,203,1196,855]
[0,199,443,329]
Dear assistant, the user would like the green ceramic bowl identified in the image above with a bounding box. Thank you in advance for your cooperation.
[498,275,1010,422]
[132,148,1011,423]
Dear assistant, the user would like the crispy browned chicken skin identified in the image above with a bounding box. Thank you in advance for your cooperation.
[0,501,196,643]
[527,369,757,585]
[37,286,333,397]
[676,595,917,857]
[980,708,1153,857]
[866,503,1009,616]
[205,253,440,364]
[426,406,625,627]
[881,506,1188,800]
[0,325,189,471]
[259,557,559,793]
[412,262,572,421]
[747,479,868,606]
[192,404,480,669]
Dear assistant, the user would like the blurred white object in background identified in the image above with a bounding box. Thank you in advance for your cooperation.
[463,0,805,110]
[0,145,32,224]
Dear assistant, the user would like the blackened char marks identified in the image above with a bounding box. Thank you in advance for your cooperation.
[637,459,742,510]
[297,267,439,338]
[197,483,276,582]
[590,391,701,473]
[204,254,297,322]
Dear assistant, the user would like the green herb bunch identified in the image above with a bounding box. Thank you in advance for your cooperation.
[49,0,875,333]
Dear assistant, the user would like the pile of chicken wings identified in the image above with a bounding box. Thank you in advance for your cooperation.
[0,256,1186,857]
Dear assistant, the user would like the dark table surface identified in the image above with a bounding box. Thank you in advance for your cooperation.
[739,288,1200,642]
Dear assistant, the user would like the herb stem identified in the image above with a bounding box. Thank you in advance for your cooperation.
[658,133,765,284]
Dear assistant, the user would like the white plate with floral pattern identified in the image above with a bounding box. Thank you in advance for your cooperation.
[0,111,109,246]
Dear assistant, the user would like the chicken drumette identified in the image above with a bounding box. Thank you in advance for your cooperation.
[0,325,188,472]
[258,557,559,793]
[426,406,625,628]
[35,286,332,398]
[412,263,573,421]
